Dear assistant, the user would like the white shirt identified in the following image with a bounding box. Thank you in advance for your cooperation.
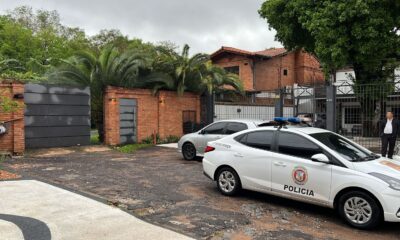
[384,119,393,134]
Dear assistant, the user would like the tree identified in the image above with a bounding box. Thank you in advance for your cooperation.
[90,29,130,51]
[259,0,399,82]
[260,0,400,135]
[148,44,209,94]
[142,44,243,95]
[2,6,90,76]
[48,46,148,141]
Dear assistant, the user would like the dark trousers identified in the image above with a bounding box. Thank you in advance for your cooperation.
[381,134,397,158]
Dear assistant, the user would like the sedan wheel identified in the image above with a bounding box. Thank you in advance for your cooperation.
[338,191,382,229]
[182,143,196,160]
[217,168,240,196]
[344,197,372,224]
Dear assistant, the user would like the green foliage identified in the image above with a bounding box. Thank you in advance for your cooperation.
[114,144,153,154]
[0,154,6,170]
[0,6,90,79]
[140,134,180,144]
[144,44,243,95]
[90,132,100,145]
[0,88,23,113]
[259,0,400,83]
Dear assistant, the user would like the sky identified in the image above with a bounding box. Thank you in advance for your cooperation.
[0,0,282,54]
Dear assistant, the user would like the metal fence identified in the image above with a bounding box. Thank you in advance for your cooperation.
[214,90,293,121]
[291,80,400,152]
[213,79,400,153]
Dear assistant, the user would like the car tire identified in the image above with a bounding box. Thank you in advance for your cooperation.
[338,190,382,229]
[216,167,241,196]
[182,142,196,160]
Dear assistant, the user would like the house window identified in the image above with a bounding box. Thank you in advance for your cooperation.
[283,69,288,76]
[224,66,239,75]
[344,107,361,124]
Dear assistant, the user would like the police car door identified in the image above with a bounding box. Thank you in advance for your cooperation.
[271,131,332,205]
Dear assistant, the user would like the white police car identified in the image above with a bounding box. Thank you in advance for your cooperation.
[202,117,400,229]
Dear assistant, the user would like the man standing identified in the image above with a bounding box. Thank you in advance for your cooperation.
[380,112,399,159]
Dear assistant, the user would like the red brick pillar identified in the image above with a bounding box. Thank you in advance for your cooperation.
[104,87,120,145]
[0,82,25,155]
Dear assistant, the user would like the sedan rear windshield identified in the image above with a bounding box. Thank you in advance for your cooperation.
[309,132,377,162]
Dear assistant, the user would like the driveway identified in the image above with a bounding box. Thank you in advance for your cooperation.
[0,180,191,240]
[4,145,400,240]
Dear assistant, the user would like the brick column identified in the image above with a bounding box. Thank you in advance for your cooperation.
[104,87,120,145]
[0,82,25,155]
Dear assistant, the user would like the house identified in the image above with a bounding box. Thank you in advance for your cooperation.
[210,46,325,92]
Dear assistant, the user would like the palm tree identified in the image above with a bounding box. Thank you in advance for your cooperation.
[48,46,148,141]
[195,61,243,94]
[0,58,24,74]
[148,44,209,95]
[148,44,243,95]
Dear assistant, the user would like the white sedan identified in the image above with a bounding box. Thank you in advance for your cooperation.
[203,118,400,229]
[178,119,262,160]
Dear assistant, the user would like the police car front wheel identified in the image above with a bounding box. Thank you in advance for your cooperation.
[338,191,382,229]
[217,167,241,196]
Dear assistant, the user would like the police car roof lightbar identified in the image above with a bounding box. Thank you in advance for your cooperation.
[272,117,307,129]
[273,117,303,124]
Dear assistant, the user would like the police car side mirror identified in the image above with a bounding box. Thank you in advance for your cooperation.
[311,153,330,164]
[199,130,205,135]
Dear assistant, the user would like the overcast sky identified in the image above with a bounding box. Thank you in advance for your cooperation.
[0,0,282,54]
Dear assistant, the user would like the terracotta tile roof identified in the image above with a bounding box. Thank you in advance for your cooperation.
[255,48,287,57]
[211,46,288,59]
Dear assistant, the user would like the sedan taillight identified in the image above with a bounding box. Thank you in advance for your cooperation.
[204,146,215,153]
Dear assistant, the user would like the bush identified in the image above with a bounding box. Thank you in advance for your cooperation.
[0,154,7,170]
[140,134,180,144]
[114,144,152,154]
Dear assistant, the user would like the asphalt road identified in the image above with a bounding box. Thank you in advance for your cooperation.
[4,145,400,240]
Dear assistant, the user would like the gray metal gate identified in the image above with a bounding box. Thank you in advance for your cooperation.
[119,99,137,144]
[24,84,90,148]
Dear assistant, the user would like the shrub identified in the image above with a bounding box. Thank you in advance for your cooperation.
[141,134,179,144]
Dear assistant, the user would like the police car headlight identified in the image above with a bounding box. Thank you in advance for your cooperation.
[369,172,400,191]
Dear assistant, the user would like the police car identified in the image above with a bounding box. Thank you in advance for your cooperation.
[202,117,400,229]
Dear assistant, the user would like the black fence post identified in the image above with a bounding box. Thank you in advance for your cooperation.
[326,84,337,132]
[206,91,215,125]
[275,88,284,117]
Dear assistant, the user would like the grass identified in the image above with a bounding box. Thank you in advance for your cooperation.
[0,155,5,170]
[90,131,100,145]
[114,144,153,154]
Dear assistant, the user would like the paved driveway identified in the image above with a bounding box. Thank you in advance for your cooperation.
[0,180,191,240]
[4,145,400,240]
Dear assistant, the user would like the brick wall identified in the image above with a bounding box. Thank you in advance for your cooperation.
[295,50,325,86]
[104,87,200,145]
[213,49,324,91]
[212,54,255,91]
[0,82,24,154]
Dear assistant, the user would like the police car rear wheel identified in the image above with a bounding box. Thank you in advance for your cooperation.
[182,143,196,160]
[217,167,240,196]
[338,191,382,229]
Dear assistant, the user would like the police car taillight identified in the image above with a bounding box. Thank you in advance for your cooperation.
[205,146,215,153]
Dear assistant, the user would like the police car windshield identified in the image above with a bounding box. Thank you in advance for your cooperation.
[310,132,377,162]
